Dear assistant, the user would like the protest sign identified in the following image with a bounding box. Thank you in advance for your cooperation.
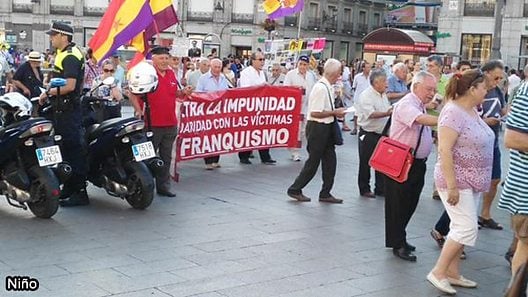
[177,85,303,161]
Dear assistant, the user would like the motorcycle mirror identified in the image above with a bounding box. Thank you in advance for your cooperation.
[49,78,67,88]
[102,76,116,86]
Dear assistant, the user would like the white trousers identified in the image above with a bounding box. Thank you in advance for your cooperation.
[439,189,481,247]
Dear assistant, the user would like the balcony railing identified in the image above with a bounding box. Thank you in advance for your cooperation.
[324,20,337,33]
[50,4,74,15]
[463,2,495,17]
[12,3,32,13]
[307,17,322,30]
[342,21,354,34]
[187,11,213,22]
[357,23,369,35]
[231,13,253,24]
[284,16,297,27]
[83,6,105,16]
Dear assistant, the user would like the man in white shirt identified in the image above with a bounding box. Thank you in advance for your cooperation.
[287,58,346,204]
[187,58,210,89]
[351,61,371,135]
[284,55,317,161]
[508,68,521,99]
[238,52,276,165]
[355,69,392,198]
[267,63,285,86]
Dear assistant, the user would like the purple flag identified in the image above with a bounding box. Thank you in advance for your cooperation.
[267,0,304,19]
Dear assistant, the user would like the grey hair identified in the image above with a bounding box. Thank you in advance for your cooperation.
[199,58,210,65]
[392,62,406,72]
[323,58,342,76]
[210,58,222,67]
[271,63,281,69]
[369,69,387,85]
[411,71,435,89]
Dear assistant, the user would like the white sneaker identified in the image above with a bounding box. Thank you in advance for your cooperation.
[427,272,456,295]
[292,155,301,162]
[448,275,477,288]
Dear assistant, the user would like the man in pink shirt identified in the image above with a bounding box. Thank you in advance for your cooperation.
[384,71,438,261]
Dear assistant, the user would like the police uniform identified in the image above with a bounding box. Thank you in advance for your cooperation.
[46,22,89,206]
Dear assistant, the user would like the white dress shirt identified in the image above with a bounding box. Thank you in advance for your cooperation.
[284,68,317,114]
[352,72,370,103]
[239,66,266,87]
[307,77,335,124]
[355,86,391,134]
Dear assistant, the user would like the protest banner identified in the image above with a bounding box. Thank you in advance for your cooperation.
[177,85,303,161]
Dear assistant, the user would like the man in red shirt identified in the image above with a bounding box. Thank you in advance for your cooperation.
[130,46,191,197]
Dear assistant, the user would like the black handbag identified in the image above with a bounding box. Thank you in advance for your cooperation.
[332,117,344,145]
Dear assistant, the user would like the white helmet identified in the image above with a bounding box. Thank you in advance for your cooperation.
[0,92,32,122]
[127,62,158,94]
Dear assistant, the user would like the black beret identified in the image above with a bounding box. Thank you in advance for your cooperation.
[150,46,170,55]
[46,22,73,36]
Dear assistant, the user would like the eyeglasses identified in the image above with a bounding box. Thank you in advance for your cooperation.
[254,58,265,61]
[103,69,115,73]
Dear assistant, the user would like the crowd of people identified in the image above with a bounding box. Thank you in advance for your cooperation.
[2,20,528,295]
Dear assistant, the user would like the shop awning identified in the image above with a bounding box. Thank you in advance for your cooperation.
[362,28,435,54]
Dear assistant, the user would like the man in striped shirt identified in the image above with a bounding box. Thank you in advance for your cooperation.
[498,80,528,277]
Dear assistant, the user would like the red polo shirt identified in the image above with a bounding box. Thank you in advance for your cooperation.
[146,68,179,127]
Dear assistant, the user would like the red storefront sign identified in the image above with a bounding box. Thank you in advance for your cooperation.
[177,85,303,161]
[364,43,433,53]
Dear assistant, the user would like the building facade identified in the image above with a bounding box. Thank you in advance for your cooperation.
[180,0,386,62]
[0,0,386,63]
[0,0,106,52]
[437,0,528,69]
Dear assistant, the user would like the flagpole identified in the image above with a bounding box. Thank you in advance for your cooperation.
[297,10,302,39]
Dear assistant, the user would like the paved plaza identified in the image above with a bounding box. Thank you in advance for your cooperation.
[0,108,513,297]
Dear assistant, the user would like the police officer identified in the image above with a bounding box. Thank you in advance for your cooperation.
[39,22,89,207]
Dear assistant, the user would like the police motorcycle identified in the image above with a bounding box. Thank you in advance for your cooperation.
[0,89,71,218]
[80,62,163,210]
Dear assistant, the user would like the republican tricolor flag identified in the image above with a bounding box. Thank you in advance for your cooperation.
[88,0,178,66]
[262,0,304,19]
[129,0,179,68]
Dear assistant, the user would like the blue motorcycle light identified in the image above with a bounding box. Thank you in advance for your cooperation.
[49,78,67,88]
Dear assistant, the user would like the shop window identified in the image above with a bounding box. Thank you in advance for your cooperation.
[339,41,349,62]
[460,34,492,65]
[323,40,334,60]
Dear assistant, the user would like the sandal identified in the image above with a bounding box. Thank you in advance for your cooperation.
[430,229,445,249]
[478,216,503,230]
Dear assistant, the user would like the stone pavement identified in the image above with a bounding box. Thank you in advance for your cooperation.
[0,107,513,296]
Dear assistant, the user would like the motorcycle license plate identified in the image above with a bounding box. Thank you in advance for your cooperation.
[36,145,63,167]
[132,141,156,162]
